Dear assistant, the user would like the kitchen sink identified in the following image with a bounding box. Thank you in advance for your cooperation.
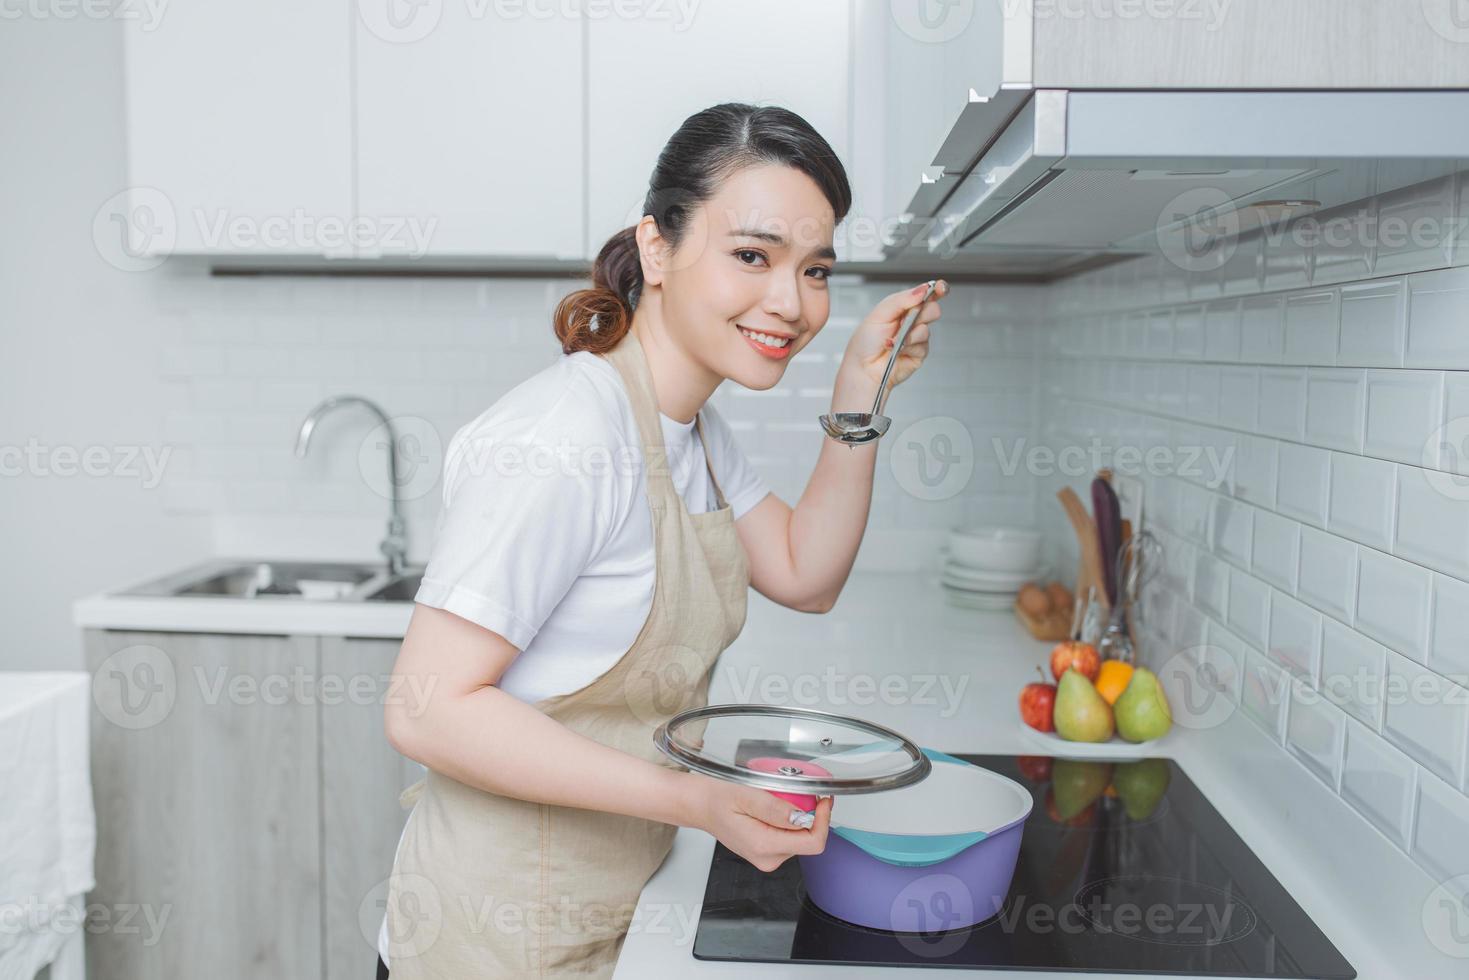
[117,559,424,602]
[361,572,423,602]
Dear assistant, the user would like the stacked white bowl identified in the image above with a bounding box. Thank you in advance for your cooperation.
[939,525,1044,610]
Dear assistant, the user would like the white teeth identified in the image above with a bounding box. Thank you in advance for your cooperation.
[738,327,790,349]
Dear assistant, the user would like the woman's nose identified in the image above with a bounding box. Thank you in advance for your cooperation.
[761,277,802,322]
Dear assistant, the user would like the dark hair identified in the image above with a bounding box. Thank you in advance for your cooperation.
[553,103,852,354]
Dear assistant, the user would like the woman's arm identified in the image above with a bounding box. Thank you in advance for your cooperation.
[738,280,947,613]
[384,601,833,872]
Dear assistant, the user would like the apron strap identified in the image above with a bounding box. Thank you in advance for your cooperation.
[694,412,730,511]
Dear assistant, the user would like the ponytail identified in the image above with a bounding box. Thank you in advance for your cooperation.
[553,227,642,354]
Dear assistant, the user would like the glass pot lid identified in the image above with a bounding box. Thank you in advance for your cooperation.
[652,704,932,796]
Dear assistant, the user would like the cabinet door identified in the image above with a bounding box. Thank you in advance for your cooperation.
[355,6,585,259]
[121,3,352,257]
[586,2,851,257]
[319,636,419,980]
[84,629,322,980]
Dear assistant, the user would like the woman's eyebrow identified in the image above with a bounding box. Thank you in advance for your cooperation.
[727,227,836,261]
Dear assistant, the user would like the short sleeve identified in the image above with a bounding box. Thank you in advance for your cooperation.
[412,383,627,650]
[699,402,771,520]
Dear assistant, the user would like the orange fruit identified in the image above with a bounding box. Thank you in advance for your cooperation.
[1094,660,1134,706]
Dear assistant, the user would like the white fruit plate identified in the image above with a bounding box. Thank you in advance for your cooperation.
[1019,719,1174,758]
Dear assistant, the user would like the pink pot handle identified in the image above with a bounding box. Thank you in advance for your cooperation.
[745,757,833,813]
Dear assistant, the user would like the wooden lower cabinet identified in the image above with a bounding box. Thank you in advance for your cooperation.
[82,630,413,980]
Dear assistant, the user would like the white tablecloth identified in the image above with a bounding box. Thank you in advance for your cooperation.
[0,673,96,980]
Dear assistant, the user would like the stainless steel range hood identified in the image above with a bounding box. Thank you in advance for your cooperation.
[883,88,1469,280]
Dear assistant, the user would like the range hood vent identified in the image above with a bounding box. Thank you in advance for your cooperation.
[889,90,1469,280]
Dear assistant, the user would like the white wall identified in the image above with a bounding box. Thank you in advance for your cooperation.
[1037,169,1469,905]
[0,16,211,672]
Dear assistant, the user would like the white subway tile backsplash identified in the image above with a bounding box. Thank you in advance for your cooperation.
[1355,548,1432,664]
[1283,290,1340,365]
[1341,720,1416,850]
[1297,526,1357,624]
[1174,305,1204,358]
[1203,619,1250,703]
[1123,313,1147,357]
[1217,367,1258,431]
[1251,509,1300,592]
[1230,435,1277,507]
[1268,591,1323,682]
[1211,494,1253,566]
[1320,618,1384,728]
[1257,369,1307,439]
[1364,370,1445,467]
[1195,551,1231,620]
[1413,771,1469,887]
[1337,278,1407,367]
[1276,442,1330,527]
[1395,463,1469,581]
[1203,300,1242,361]
[1042,222,1469,888]
[1186,365,1221,422]
[1443,372,1469,478]
[1228,566,1272,651]
[1406,267,1469,369]
[1241,647,1289,741]
[1285,679,1346,788]
[1382,651,1469,786]
[1304,369,1365,452]
[1175,480,1213,547]
[1326,452,1396,551]
[1430,574,1469,682]
[1239,296,1286,363]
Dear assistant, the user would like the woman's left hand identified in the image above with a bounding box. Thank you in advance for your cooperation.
[839,279,948,393]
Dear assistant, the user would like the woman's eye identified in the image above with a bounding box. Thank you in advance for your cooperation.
[734,249,766,266]
[807,266,832,282]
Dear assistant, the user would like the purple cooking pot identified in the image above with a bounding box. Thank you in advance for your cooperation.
[797,748,1032,932]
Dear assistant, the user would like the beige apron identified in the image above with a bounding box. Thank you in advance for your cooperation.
[384,330,750,978]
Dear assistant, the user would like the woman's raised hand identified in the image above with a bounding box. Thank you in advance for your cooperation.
[839,279,948,394]
[686,773,833,873]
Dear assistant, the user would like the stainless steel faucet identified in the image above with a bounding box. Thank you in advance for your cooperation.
[293,395,409,577]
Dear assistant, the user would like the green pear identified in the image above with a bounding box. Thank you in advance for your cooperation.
[1053,670,1114,743]
[1111,758,1171,820]
[1051,759,1113,820]
[1114,668,1173,743]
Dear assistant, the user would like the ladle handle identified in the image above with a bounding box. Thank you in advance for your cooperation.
[870,280,938,418]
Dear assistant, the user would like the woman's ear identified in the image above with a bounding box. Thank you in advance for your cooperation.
[635,215,668,288]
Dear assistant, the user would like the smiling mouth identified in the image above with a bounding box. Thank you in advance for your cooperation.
[736,325,794,359]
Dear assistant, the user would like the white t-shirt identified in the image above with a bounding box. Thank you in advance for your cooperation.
[412,348,768,700]
[379,350,768,968]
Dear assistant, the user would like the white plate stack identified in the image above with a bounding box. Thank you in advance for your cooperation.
[940,525,1044,610]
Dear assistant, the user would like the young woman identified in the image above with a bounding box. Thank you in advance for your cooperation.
[375,103,946,979]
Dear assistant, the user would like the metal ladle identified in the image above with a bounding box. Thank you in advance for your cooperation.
[818,279,938,444]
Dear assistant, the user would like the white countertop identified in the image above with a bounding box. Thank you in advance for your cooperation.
[614,572,1447,980]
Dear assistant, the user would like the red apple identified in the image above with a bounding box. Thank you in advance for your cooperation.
[1016,755,1053,783]
[1050,640,1100,683]
[1019,668,1057,733]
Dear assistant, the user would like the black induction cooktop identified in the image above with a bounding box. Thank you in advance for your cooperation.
[693,753,1355,977]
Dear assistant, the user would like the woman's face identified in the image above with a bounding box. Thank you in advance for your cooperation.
[646,163,836,391]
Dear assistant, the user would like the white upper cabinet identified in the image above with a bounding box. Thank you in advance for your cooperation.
[122,2,353,257]
[585,1,850,261]
[354,5,585,260]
